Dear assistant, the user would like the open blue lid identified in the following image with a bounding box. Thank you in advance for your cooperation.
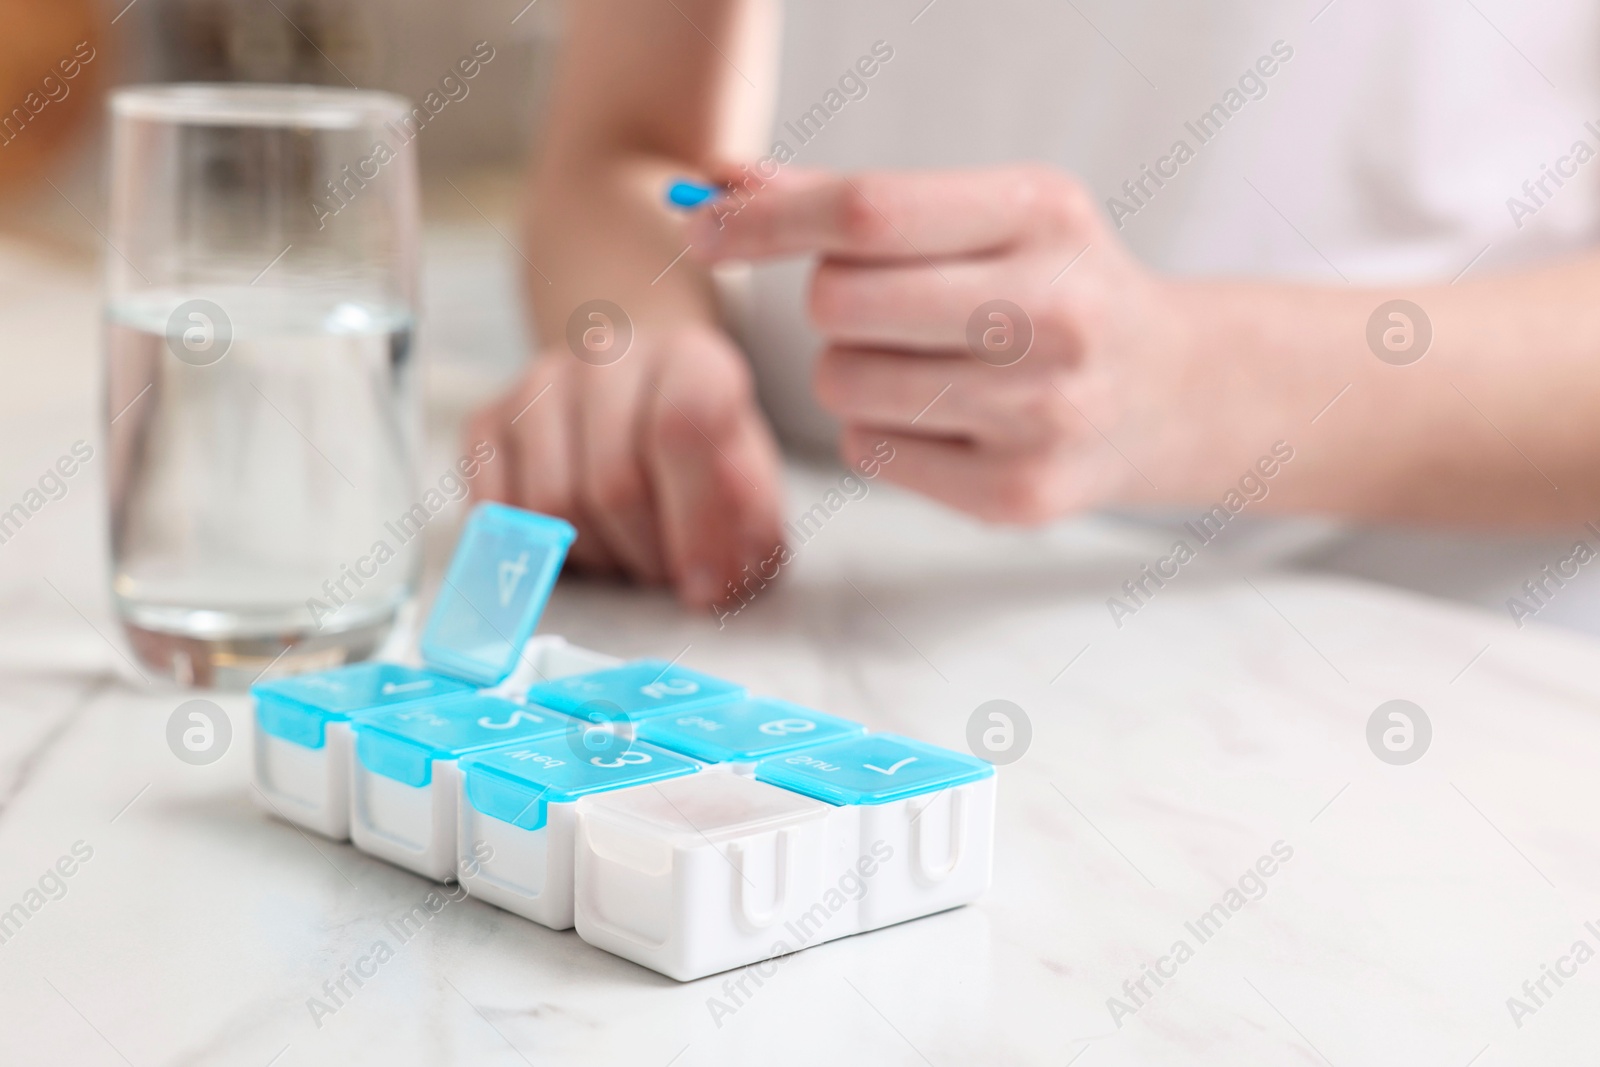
[754,734,993,806]
[419,503,576,686]
[353,695,578,787]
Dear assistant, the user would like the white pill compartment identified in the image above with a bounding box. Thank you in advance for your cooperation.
[574,772,858,982]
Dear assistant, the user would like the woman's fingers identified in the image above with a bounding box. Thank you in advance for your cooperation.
[807,255,1056,351]
[839,426,1089,526]
[478,361,620,574]
[572,358,669,584]
[646,332,786,606]
[693,165,1095,263]
[817,345,1093,451]
[470,329,788,600]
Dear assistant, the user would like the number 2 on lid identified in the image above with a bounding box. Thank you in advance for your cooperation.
[641,678,699,699]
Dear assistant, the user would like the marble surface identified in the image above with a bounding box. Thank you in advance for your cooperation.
[4,236,1600,1066]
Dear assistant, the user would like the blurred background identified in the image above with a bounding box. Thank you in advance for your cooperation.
[8,0,1600,659]
[1,0,554,391]
[0,0,575,688]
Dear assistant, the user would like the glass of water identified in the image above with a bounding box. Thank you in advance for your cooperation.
[106,85,422,688]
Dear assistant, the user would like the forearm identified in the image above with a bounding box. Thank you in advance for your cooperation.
[1170,257,1600,525]
[522,0,772,347]
[525,153,717,346]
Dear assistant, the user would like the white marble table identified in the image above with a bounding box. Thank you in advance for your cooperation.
[4,234,1600,1066]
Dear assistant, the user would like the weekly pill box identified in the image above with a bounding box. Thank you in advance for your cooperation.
[572,733,996,980]
[251,504,579,841]
[349,695,580,881]
[251,502,1000,982]
[455,736,702,928]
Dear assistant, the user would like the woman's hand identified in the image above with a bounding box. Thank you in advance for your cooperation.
[690,165,1303,523]
[467,323,787,606]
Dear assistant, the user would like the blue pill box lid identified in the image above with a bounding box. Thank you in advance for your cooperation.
[460,736,700,832]
[634,697,865,764]
[252,663,473,749]
[754,734,994,806]
[418,503,576,687]
[353,695,579,787]
[524,659,744,724]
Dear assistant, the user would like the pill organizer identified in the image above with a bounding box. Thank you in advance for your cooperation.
[455,736,703,928]
[251,504,590,840]
[573,770,851,980]
[349,695,581,881]
[573,733,995,980]
[252,663,473,839]
[250,502,998,982]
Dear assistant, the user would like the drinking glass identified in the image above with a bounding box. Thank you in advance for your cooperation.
[105,84,422,688]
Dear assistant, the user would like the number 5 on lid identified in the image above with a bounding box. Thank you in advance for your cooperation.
[419,504,576,687]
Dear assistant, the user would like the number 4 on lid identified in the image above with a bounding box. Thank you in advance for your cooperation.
[418,504,576,687]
